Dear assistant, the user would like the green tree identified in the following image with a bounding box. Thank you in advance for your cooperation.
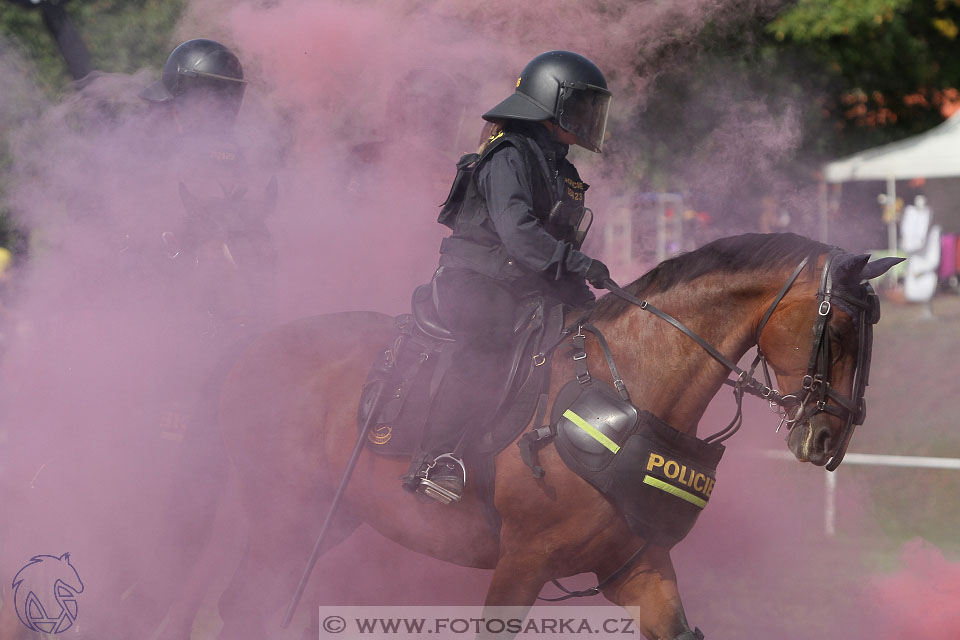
[0,0,185,92]
[608,0,960,226]
[770,0,960,152]
[0,0,185,256]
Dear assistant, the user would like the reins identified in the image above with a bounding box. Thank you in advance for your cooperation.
[596,249,877,465]
[598,260,810,443]
[539,541,649,601]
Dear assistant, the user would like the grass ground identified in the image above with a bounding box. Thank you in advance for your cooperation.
[856,289,960,553]
[674,288,960,639]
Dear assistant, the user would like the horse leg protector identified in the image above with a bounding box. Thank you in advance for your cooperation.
[673,628,704,640]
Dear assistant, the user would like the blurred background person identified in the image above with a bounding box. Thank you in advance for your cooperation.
[900,194,940,318]
[107,37,284,640]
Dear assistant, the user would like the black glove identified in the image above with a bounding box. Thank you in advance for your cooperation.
[585,259,611,289]
[565,285,596,308]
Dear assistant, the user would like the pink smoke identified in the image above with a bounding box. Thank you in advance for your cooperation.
[868,539,960,640]
[0,1,941,639]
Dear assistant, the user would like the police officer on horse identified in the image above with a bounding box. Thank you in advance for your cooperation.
[115,39,280,639]
[404,50,613,501]
[140,38,278,336]
[140,37,247,136]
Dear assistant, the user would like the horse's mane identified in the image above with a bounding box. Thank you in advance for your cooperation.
[592,232,834,321]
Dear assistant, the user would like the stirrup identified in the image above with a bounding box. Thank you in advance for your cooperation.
[415,454,466,505]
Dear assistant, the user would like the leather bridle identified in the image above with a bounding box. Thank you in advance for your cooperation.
[602,249,880,471]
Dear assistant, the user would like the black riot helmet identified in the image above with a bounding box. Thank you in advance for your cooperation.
[483,51,611,152]
[140,39,246,117]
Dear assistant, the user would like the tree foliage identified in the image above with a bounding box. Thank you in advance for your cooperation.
[614,0,960,222]
[0,0,184,255]
[3,0,960,246]
[0,0,184,93]
[770,0,960,150]
[768,0,912,41]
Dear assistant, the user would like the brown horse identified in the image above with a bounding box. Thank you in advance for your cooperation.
[213,233,899,639]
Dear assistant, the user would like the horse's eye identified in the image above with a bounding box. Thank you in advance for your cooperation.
[827,325,847,363]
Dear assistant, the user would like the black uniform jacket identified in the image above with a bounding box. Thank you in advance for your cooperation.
[438,122,593,304]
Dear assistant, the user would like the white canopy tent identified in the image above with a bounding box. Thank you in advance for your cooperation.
[825,111,960,183]
[822,111,960,253]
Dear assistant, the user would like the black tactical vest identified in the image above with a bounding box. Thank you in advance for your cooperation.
[436,131,589,292]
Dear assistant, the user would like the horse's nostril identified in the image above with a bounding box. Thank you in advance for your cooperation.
[815,427,832,452]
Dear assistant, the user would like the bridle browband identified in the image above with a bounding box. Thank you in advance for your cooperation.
[600,249,880,471]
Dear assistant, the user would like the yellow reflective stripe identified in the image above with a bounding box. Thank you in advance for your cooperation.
[563,409,620,454]
[643,476,707,509]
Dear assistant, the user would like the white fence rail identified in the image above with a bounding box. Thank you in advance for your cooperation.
[762,450,960,536]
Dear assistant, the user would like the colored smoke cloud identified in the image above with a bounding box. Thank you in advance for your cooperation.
[869,538,960,640]
[0,1,945,639]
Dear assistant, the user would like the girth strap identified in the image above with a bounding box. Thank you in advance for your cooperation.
[538,541,649,601]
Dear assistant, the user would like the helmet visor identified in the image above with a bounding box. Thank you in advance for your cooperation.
[557,83,611,152]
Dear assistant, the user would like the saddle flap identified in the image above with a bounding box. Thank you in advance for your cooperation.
[513,299,542,333]
[358,313,454,454]
[411,283,456,342]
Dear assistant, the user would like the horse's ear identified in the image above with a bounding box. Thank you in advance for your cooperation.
[836,253,870,283]
[860,256,905,281]
[179,182,204,217]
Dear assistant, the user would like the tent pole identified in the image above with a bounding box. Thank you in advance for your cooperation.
[818,175,829,242]
[886,176,898,256]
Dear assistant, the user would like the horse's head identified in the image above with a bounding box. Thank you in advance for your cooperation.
[757,251,901,468]
[163,176,278,268]
[159,176,279,332]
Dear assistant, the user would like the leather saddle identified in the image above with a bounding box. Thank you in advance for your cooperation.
[410,281,456,342]
[357,279,565,457]
[410,278,542,343]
